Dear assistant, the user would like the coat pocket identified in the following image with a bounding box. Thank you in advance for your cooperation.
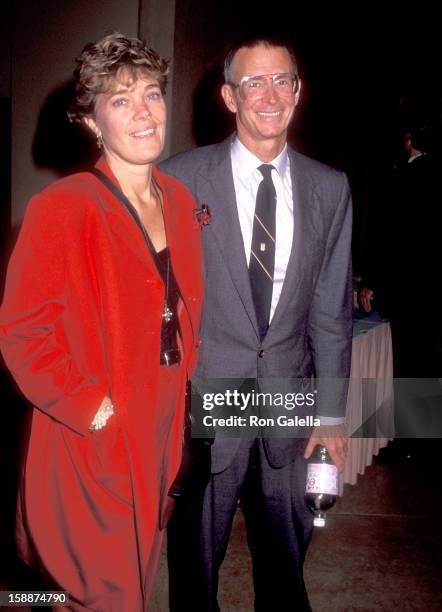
[88,418,133,507]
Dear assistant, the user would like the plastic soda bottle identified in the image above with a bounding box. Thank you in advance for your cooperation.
[305,444,338,527]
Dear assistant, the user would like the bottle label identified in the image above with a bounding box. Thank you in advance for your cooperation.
[306,463,338,495]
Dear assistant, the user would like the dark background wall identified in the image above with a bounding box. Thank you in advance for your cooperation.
[169,1,441,272]
[10,0,139,225]
[0,0,12,292]
[6,1,442,254]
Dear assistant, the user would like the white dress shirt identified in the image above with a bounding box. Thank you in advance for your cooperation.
[231,137,293,321]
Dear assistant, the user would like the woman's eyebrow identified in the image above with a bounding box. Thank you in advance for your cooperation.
[108,86,129,97]
[108,82,160,97]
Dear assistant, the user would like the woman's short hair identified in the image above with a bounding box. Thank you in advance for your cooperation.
[68,32,169,123]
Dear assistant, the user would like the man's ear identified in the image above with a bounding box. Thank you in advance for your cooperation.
[294,79,302,108]
[221,84,237,114]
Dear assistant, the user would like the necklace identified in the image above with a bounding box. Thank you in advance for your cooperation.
[152,179,173,324]
[162,250,173,323]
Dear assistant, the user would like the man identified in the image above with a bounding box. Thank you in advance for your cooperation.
[358,124,441,378]
[358,123,441,447]
[160,34,352,611]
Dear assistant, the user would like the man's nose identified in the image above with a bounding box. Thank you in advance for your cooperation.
[263,79,279,102]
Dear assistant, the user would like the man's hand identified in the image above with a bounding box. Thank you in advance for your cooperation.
[358,287,374,313]
[304,424,348,472]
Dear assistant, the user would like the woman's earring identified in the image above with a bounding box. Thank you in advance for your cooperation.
[96,132,103,149]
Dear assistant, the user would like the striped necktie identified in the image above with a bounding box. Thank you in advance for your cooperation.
[249,164,276,341]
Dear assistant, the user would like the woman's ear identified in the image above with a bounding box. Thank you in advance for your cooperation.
[83,116,99,137]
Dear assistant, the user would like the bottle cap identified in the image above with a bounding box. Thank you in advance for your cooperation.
[313,516,325,527]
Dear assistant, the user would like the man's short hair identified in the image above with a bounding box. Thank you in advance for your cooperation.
[223,33,298,84]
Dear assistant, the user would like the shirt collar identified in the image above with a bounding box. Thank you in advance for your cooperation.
[408,151,424,163]
[231,136,289,181]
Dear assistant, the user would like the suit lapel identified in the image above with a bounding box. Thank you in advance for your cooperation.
[108,212,160,275]
[91,160,161,277]
[158,174,191,305]
[268,149,319,334]
[198,140,259,337]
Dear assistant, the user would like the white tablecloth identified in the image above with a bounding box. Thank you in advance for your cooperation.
[341,318,394,491]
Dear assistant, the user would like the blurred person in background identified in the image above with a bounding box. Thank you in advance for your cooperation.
[358,123,441,377]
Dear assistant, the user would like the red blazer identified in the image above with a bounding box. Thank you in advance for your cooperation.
[0,158,203,607]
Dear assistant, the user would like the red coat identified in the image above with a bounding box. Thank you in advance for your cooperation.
[0,158,203,610]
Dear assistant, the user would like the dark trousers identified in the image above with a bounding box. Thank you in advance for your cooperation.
[168,437,313,611]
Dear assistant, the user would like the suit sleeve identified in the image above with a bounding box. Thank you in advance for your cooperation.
[0,193,108,435]
[308,173,353,418]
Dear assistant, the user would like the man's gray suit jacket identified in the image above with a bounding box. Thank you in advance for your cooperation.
[159,137,353,473]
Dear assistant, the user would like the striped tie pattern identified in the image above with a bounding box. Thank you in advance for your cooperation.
[249,164,276,340]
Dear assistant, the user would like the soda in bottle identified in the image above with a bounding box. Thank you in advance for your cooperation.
[305,444,338,527]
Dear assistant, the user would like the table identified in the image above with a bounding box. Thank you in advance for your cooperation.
[341,312,394,491]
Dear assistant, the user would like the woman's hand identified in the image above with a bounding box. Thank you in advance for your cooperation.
[89,396,114,431]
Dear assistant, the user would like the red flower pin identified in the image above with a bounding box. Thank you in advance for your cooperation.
[194,203,212,227]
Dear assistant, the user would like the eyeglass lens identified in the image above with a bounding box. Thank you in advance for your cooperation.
[240,73,297,98]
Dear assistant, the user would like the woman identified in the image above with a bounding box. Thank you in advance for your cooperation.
[0,33,203,610]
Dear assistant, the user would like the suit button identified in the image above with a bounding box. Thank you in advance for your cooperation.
[258,350,265,358]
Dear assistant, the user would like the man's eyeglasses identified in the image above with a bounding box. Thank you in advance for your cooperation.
[230,72,299,100]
